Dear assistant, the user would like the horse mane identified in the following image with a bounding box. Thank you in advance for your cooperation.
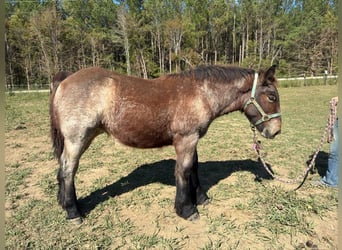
[166,65,254,83]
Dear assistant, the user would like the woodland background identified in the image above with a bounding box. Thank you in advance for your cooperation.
[5,0,338,90]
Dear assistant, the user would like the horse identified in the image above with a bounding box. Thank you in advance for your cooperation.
[50,65,281,224]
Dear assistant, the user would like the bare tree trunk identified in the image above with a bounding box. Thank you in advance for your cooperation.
[167,19,183,73]
[80,32,86,68]
[174,32,182,73]
[271,47,281,66]
[169,48,172,73]
[154,29,165,75]
[117,6,131,76]
[139,50,147,79]
[241,31,245,64]
[51,8,60,73]
[239,45,242,66]
[124,34,131,76]
[330,38,337,74]
[258,18,263,69]
[214,50,217,65]
[5,33,14,90]
[31,22,52,83]
[246,22,249,58]
[7,61,14,90]
[232,13,236,64]
[253,32,256,64]
[24,57,30,90]
[157,30,163,74]
[91,37,96,67]
[25,68,30,90]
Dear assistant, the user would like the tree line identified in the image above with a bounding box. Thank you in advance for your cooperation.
[5,0,338,90]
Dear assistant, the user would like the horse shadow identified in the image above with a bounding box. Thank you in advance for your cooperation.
[77,158,274,216]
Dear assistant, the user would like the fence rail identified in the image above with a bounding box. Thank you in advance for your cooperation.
[278,75,338,81]
[277,75,338,87]
[5,75,338,93]
[6,89,50,94]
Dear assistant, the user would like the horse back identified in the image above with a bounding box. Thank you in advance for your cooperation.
[53,67,174,148]
[107,73,213,147]
[53,67,213,149]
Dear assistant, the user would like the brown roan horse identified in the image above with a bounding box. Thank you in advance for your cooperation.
[50,65,281,224]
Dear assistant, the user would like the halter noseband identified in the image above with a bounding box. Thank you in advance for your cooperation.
[243,73,281,126]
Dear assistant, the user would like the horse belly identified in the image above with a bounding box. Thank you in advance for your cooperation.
[117,129,172,148]
[114,123,173,148]
[108,106,173,148]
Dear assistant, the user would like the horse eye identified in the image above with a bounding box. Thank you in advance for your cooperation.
[267,95,277,102]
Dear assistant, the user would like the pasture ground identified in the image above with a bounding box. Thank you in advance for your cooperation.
[5,85,338,249]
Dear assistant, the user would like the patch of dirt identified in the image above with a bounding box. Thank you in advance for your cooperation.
[5,126,338,249]
[5,131,53,215]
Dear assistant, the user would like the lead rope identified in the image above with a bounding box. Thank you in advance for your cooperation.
[252,99,337,190]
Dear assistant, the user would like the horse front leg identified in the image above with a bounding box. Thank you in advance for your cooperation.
[173,134,200,220]
[191,150,210,206]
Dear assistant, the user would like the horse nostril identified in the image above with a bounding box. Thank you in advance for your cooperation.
[274,129,281,136]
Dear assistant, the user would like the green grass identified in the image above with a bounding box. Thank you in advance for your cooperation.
[5,86,338,249]
[278,77,338,88]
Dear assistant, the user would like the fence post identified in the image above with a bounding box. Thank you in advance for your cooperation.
[324,70,328,85]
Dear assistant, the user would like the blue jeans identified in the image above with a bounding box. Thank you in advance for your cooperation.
[321,118,338,187]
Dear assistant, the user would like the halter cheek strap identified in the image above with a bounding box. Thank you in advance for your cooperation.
[243,73,281,126]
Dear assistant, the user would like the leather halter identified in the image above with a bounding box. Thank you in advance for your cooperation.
[243,73,281,126]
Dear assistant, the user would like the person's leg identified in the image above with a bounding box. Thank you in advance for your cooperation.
[321,118,339,187]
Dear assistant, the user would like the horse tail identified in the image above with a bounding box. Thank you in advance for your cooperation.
[50,71,71,162]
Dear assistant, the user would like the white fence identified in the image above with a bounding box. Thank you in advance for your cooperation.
[7,89,50,94]
[6,75,338,93]
[277,75,338,87]
[278,75,338,81]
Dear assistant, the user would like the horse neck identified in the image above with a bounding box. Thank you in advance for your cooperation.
[202,77,253,117]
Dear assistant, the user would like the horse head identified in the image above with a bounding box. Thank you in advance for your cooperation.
[243,65,281,139]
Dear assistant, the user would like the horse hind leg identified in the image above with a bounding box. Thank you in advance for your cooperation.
[57,126,104,224]
[57,139,84,224]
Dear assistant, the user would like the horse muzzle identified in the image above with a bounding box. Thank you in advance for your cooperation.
[260,119,282,139]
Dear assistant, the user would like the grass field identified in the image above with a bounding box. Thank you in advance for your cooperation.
[5,85,338,249]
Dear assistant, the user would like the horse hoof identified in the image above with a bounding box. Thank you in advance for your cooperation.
[197,193,210,206]
[187,212,199,221]
[69,217,83,225]
[200,198,210,206]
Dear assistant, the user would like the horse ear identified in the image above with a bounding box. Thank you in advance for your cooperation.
[266,65,276,77]
[262,65,277,85]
